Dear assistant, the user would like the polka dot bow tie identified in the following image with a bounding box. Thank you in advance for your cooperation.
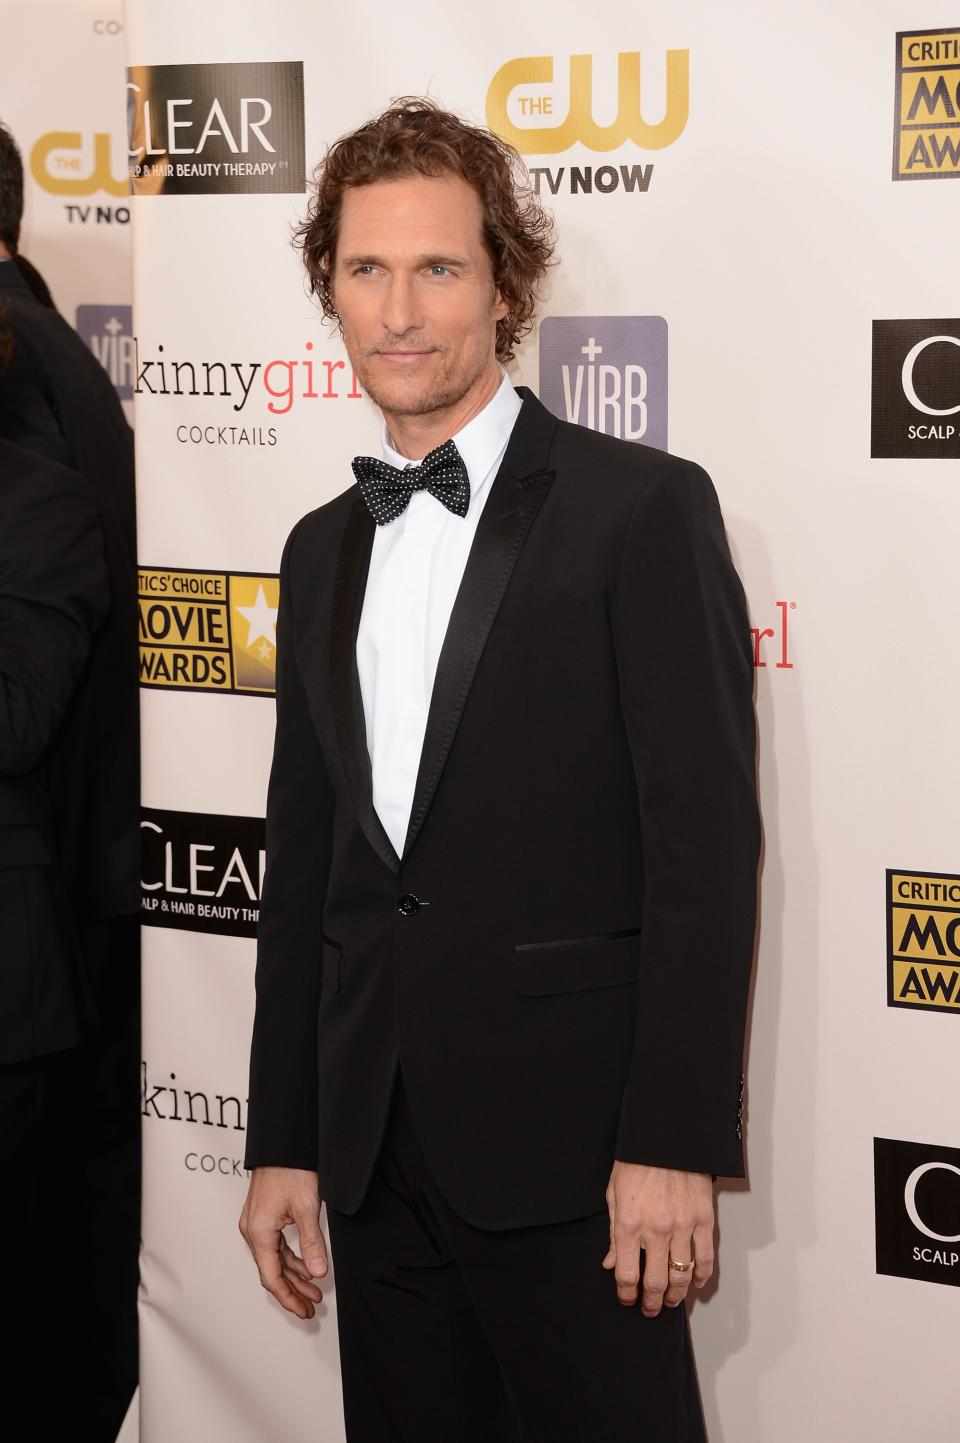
[351,439,471,526]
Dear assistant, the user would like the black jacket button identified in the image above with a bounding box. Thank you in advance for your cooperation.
[397,893,420,916]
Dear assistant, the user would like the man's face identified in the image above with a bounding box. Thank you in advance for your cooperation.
[330,171,509,417]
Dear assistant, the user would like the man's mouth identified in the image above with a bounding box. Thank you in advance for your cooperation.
[375,350,435,364]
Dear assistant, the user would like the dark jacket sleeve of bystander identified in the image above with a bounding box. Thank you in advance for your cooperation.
[0,444,111,775]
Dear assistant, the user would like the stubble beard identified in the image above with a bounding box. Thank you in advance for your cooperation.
[348,338,487,420]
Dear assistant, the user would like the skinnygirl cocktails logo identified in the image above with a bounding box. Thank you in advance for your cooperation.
[133,338,363,445]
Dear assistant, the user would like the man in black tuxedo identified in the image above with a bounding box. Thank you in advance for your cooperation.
[241,99,759,1442]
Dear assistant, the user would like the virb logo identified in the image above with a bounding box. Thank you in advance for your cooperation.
[76,306,134,399]
[539,316,667,448]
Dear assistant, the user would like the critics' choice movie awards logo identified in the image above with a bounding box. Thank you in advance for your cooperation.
[486,50,688,196]
[893,29,960,181]
[871,321,960,458]
[126,60,305,195]
[875,1138,960,1287]
[141,807,265,938]
[76,306,133,399]
[139,567,278,693]
[887,870,960,1013]
[539,317,667,447]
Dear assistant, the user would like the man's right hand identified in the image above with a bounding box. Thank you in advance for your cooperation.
[239,1167,328,1320]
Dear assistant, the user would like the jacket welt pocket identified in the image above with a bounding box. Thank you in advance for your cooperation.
[513,927,642,995]
[320,935,342,993]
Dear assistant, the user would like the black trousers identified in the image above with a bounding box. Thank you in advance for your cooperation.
[325,1066,707,1443]
[0,916,140,1442]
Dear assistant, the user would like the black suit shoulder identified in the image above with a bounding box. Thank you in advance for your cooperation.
[289,482,358,541]
[542,417,733,596]
[280,483,359,593]
[1,278,125,403]
[550,412,720,510]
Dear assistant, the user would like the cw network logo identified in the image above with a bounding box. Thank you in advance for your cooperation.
[539,316,667,448]
[486,50,689,196]
[30,131,129,227]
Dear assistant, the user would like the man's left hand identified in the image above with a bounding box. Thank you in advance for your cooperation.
[601,1161,715,1314]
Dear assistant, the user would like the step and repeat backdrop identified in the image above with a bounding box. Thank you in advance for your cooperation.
[20,0,960,1438]
[124,2,959,1440]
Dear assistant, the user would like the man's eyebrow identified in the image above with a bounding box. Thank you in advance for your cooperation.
[339,253,470,269]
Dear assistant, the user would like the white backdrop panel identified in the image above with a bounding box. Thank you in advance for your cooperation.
[125,2,960,1440]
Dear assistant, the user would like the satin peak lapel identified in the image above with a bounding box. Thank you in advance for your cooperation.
[329,385,559,875]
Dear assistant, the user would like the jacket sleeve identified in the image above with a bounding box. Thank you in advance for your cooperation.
[244,517,337,1171]
[0,464,110,775]
[609,458,760,1178]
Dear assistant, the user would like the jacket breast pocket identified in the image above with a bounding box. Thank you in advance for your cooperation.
[320,934,342,993]
[513,927,642,995]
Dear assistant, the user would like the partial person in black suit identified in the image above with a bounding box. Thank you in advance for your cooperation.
[240,100,760,1442]
[0,121,139,932]
[0,433,108,1400]
[0,436,109,1060]
[0,118,140,1441]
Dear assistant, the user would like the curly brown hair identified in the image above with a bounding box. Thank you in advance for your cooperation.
[294,97,557,364]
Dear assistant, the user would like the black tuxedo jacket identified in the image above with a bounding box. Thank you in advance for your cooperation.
[0,440,110,1063]
[0,261,139,928]
[244,386,760,1230]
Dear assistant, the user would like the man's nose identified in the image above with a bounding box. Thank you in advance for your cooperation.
[381,273,423,338]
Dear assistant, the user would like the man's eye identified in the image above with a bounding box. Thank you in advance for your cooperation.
[355,265,375,276]
[429,265,450,277]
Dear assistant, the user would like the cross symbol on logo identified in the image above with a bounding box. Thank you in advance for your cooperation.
[105,316,123,336]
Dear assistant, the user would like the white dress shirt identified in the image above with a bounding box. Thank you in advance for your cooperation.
[356,367,522,859]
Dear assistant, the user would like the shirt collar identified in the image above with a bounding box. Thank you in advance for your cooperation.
[379,367,522,502]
